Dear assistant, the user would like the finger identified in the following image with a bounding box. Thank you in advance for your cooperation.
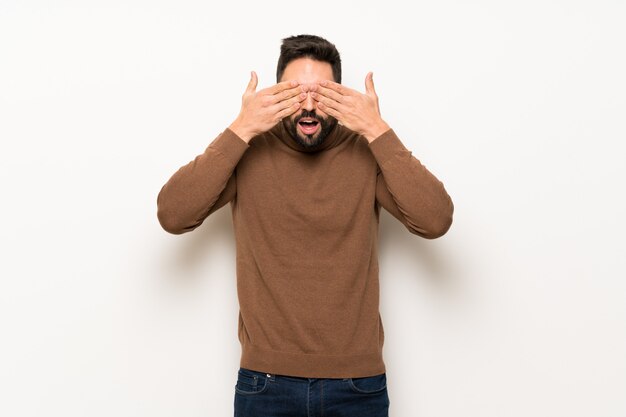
[316,101,341,119]
[270,85,307,104]
[311,85,344,103]
[272,93,306,113]
[319,79,352,96]
[312,93,345,113]
[264,79,299,95]
[275,100,301,120]
[247,71,258,93]
[365,72,375,95]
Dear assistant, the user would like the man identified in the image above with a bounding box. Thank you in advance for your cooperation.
[157,34,453,417]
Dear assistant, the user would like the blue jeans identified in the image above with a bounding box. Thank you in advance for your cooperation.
[234,367,390,417]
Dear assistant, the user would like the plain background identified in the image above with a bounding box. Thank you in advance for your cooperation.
[1,1,625,416]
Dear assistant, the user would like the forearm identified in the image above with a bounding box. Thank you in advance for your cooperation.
[156,128,249,234]
[370,129,453,238]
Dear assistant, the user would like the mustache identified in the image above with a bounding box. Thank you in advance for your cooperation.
[296,110,323,123]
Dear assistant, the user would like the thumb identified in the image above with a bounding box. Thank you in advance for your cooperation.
[365,72,375,95]
[247,71,258,92]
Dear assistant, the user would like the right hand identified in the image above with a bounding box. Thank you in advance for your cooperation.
[229,71,307,142]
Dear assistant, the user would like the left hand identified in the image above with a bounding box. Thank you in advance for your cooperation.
[309,72,390,142]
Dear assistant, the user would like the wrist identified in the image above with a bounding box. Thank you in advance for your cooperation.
[228,118,254,143]
[363,120,391,143]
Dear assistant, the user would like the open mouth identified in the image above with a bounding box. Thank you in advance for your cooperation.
[298,118,320,135]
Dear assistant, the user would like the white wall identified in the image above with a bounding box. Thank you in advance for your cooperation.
[1,1,624,416]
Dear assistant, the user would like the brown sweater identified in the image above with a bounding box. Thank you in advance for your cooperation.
[156,121,454,378]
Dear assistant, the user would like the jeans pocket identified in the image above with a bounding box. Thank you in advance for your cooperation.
[346,373,387,394]
[234,367,270,396]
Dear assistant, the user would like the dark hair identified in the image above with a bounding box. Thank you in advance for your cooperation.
[276,34,342,83]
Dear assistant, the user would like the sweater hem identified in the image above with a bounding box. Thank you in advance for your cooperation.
[240,343,386,379]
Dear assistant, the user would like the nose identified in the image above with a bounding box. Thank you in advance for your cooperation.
[302,91,315,111]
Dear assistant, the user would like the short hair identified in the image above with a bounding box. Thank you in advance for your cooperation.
[276,34,342,83]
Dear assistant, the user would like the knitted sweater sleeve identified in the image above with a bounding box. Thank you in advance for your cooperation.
[368,129,454,239]
[156,128,249,234]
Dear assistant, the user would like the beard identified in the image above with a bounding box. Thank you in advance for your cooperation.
[282,109,338,150]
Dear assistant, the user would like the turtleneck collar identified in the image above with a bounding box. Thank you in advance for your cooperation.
[269,119,348,153]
